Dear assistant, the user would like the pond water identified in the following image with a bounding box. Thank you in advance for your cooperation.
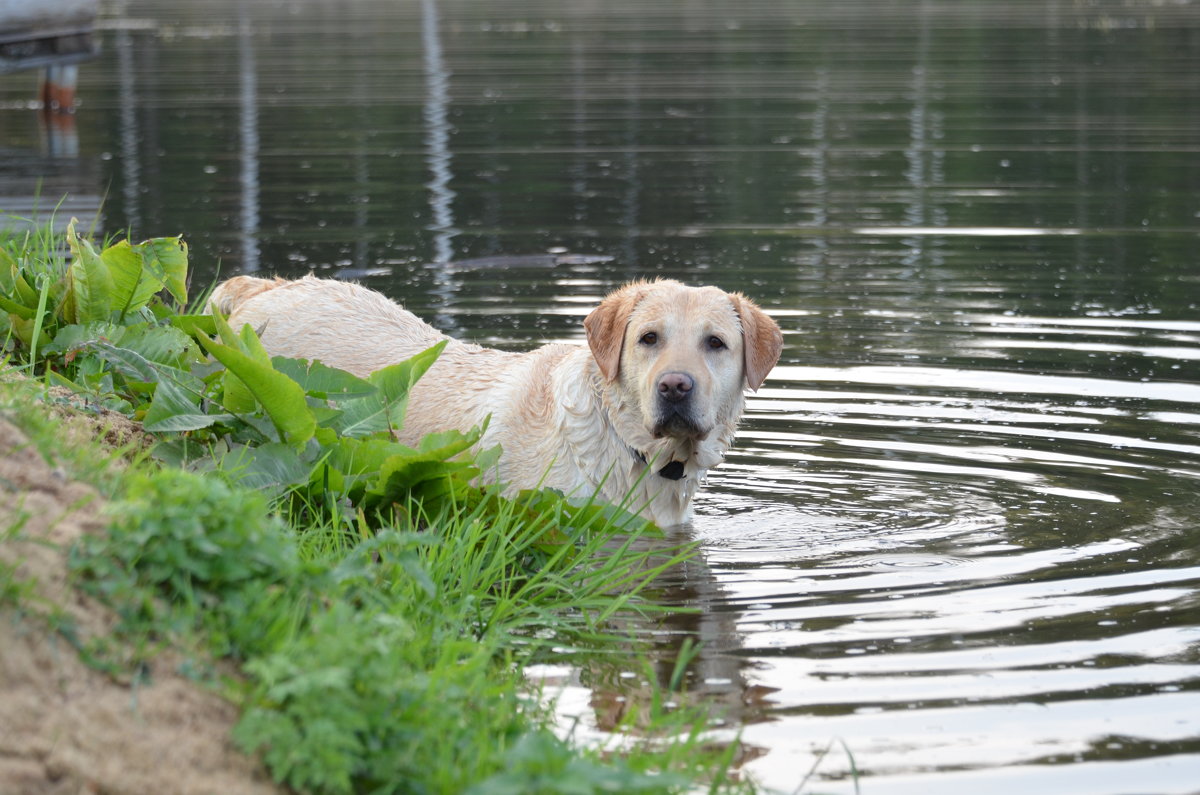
[4,0,1200,791]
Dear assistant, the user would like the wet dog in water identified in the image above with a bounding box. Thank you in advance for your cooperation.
[208,276,782,526]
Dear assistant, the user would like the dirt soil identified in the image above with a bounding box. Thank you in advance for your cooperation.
[0,415,283,795]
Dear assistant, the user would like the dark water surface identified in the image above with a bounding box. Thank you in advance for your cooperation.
[5,1,1200,791]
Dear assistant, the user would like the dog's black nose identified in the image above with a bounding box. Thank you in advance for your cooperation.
[657,372,694,404]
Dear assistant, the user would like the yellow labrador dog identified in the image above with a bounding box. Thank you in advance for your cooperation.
[208,276,782,526]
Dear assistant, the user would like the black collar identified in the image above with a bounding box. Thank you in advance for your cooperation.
[629,448,687,480]
[658,460,686,480]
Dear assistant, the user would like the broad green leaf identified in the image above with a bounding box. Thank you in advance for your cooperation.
[143,372,230,432]
[223,442,311,492]
[369,456,478,502]
[86,341,162,384]
[313,461,346,495]
[307,404,343,426]
[210,307,242,348]
[7,313,51,348]
[312,426,338,446]
[136,235,189,306]
[325,393,396,438]
[415,427,483,459]
[46,323,194,369]
[66,218,112,324]
[0,247,16,290]
[220,371,257,413]
[473,442,503,474]
[230,324,279,421]
[326,436,414,476]
[12,272,40,308]
[102,239,163,318]
[239,322,273,365]
[238,413,285,443]
[170,313,217,338]
[207,313,256,412]
[271,356,376,400]
[196,333,316,448]
[0,293,33,319]
[314,436,414,500]
[370,340,446,413]
[41,321,123,356]
[118,324,196,368]
[326,341,446,437]
[364,429,485,508]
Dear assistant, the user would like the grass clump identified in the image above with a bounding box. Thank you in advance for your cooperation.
[2,219,749,794]
[69,445,715,794]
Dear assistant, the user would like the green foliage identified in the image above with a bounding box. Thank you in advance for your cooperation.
[464,730,688,795]
[2,221,622,545]
[232,602,519,794]
[1,511,39,610]
[1,218,199,413]
[85,469,298,604]
[3,221,745,794]
[67,464,711,794]
[63,220,188,323]
[195,328,317,447]
[70,468,303,660]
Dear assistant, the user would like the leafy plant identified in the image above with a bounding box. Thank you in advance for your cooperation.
[2,221,653,551]
[68,462,710,795]
[1,218,201,413]
[462,730,690,795]
[4,220,746,794]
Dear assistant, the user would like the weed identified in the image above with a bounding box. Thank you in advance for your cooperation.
[0,511,36,609]
[793,737,862,795]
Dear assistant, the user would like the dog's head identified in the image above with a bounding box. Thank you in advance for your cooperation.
[584,279,783,447]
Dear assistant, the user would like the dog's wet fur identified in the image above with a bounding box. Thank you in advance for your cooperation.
[209,276,782,526]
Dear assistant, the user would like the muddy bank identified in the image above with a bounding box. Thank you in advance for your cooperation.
[0,414,281,795]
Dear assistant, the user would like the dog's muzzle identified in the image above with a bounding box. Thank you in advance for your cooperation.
[652,409,704,439]
[652,371,705,439]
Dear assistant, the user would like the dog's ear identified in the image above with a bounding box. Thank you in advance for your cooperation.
[731,293,783,391]
[584,281,651,381]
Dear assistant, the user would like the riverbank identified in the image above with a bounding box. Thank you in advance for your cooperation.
[0,223,748,794]
[0,385,282,793]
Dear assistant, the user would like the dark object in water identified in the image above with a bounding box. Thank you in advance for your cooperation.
[442,253,615,271]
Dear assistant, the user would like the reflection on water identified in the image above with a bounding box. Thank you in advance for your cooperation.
[3,0,1200,791]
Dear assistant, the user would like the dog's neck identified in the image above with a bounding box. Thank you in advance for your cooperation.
[627,446,688,481]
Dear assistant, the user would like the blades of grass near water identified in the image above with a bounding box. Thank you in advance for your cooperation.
[31,271,52,360]
[792,737,861,795]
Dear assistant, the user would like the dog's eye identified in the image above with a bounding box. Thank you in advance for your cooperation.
[707,336,726,351]
[639,332,658,346]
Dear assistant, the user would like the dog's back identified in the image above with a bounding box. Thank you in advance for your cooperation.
[208,275,537,450]
[209,275,450,377]
[207,275,286,317]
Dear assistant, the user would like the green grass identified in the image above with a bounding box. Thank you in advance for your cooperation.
[0,220,754,794]
[1,507,37,610]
